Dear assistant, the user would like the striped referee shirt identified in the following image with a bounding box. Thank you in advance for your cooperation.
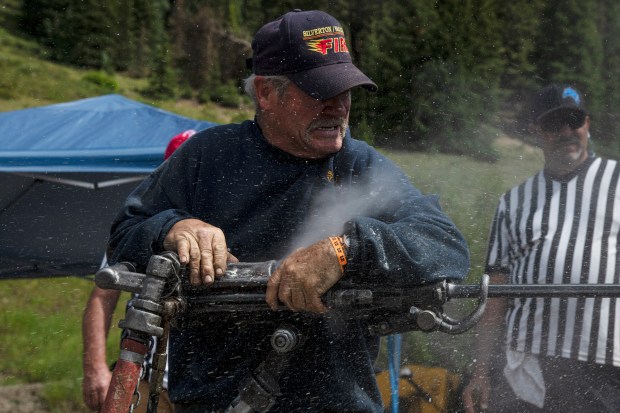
[486,156,620,366]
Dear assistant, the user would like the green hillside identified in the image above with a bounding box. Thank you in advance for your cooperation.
[0,0,253,122]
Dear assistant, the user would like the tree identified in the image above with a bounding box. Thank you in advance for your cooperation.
[534,0,604,114]
[21,0,169,73]
[65,0,117,68]
[495,0,545,94]
[356,0,439,143]
[143,44,178,100]
[357,0,503,159]
[18,0,620,159]
[595,0,620,146]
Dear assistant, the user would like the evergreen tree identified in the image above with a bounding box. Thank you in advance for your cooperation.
[65,0,116,68]
[596,0,620,145]
[359,0,503,158]
[168,3,217,91]
[143,44,178,100]
[338,1,383,141]
[108,0,137,72]
[22,0,117,68]
[21,0,169,73]
[228,0,243,34]
[21,0,78,63]
[496,0,545,94]
[534,0,604,115]
[140,0,176,99]
[357,0,440,145]
[20,0,69,39]
[22,0,620,159]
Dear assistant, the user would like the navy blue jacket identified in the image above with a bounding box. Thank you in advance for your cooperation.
[109,120,469,412]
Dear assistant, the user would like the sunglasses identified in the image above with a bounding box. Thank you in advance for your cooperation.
[539,111,586,133]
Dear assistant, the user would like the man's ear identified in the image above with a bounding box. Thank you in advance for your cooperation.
[254,76,275,111]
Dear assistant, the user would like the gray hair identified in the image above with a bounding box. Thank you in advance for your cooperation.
[243,74,291,106]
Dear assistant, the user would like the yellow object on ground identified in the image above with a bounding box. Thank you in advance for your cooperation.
[376,364,461,413]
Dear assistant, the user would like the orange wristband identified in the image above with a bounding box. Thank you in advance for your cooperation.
[329,236,348,273]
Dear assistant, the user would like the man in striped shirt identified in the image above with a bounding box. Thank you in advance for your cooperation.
[463,84,620,412]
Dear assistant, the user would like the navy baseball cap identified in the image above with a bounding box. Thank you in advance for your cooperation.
[531,84,586,124]
[249,9,377,100]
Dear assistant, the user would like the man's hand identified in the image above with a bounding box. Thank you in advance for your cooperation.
[462,367,491,413]
[163,218,238,285]
[82,287,120,411]
[266,237,345,313]
[461,273,507,413]
[82,365,112,411]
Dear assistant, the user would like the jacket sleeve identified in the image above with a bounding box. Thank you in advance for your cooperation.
[107,161,196,270]
[340,151,470,286]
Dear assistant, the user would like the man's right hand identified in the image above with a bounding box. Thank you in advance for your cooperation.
[163,218,238,285]
[265,237,345,313]
[461,274,507,413]
[82,366,111,411]
[462,368,491,413]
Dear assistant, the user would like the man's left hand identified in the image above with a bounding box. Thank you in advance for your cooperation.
[265,238,345,313]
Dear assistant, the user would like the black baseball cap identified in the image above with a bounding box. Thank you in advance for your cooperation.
[249,9,377,100]
[531,84,586,124]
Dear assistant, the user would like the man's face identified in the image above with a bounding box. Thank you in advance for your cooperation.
[535,110,590,175]
[258,79,351,159]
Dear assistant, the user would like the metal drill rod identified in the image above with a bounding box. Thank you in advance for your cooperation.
[97,259,620,339]
[447,283,620,299]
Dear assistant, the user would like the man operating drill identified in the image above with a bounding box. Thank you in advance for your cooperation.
[108,9,470,412]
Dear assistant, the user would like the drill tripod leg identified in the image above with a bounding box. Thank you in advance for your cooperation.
[101,338,149,413]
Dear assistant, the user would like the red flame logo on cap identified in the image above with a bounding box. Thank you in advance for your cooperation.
[307,37,349,55]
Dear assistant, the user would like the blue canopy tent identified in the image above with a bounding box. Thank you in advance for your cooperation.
[0,94,217,279]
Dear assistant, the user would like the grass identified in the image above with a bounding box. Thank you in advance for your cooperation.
[0,277,130,411]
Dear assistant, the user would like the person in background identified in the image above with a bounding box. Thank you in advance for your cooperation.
[106,9,469,413]
[82,129,196,413]
[462,84,620,412]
